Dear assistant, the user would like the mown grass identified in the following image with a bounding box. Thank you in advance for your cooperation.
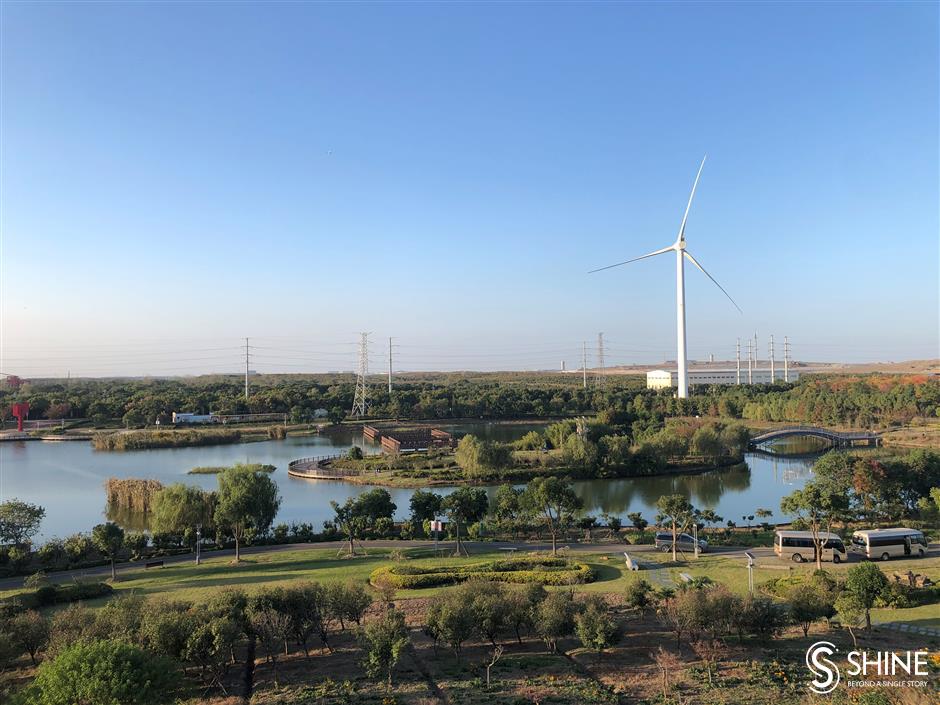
[3,546,937,628]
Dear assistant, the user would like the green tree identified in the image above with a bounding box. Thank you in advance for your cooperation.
[521,476,582,556]
[9,610,49,666]
[691,425,723,464]
[441,487,488,556]
[627,511,648,532]
[330,498,367,556]
[655,494,696,561]
[575,594,618,658]
[0,499,45,546]
[788,584,831,637]
[91,522,125,581]
[409,490,442,529]
[425,595,476,661]
[780,478,850,570]
[20,639,178,705]
[214,466,281,562]
[535,591,577,653]
[150,484,212,563]
[358,608,409,688]
[842,562,888,630]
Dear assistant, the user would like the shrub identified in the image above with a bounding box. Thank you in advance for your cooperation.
[536,591,577,653]
[18,639,178,705]
[575,594,618,655]
[358,608,409,687]
[8,610,49,665]
[370,557,593,589]
[625,578,654,609]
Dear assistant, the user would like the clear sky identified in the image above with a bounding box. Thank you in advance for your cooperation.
[1,1,937,376]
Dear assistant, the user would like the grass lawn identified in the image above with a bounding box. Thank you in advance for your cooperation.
[4,546,938,630]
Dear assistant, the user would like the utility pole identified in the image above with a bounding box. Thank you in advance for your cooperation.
[736,338,741,385]
[351,333,370,417]
[244,337,250,399]
[784,336,791,382]
[769,334,775,383]
[747,338,753,384]
[581,341,587,389]
[387,337,393,395]
[594,332,605,389]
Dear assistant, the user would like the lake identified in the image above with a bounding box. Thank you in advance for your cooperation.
[0,424,820,539]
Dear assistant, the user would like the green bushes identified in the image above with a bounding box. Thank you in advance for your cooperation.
[188,462,275,475]
[370,556,593,589]
[92,429,241,451]
[17,640,179,705]
[6,582,113,609]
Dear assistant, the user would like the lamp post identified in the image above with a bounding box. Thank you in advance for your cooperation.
[195,526,202,566]
[745,551,755,594]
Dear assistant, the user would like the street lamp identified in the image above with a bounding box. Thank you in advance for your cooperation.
[745,551,755,593]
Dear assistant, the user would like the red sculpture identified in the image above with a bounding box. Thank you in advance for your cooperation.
[12,402,29,432]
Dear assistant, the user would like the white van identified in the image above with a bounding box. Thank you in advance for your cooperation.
[774,530,847,563]
[851,528,928,561]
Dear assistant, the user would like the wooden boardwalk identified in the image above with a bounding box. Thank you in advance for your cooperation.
[287,455,360,480]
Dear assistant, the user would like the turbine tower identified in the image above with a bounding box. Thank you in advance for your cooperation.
[590,156,741,398]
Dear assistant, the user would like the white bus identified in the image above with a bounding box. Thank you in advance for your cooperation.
[851,528,928,561]
[773,530,847,564]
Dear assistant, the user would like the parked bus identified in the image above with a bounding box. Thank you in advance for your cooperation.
[773,530,847,563]
[851,528,928,561]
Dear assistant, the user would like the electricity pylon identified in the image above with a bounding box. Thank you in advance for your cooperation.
[351,332,370,417]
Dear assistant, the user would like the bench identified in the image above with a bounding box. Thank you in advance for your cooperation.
[145,560,165,569]
[498,547,518,555]
[623,552,639,571]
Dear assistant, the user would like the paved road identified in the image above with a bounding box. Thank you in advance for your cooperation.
[2,539,935,592]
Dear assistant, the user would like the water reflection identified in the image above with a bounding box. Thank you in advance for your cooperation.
[2,423,825,537]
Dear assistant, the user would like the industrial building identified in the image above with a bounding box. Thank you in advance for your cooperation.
[646,368,798,390]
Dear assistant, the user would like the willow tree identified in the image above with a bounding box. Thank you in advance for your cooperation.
[151,484,214,563]
[214,467,281,562]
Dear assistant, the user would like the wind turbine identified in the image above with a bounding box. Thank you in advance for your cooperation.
[590,156,741,399]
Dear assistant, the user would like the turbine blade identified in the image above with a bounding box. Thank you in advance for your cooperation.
[676,155,707,244]
[589,245,674,274]
[683,250,743,313]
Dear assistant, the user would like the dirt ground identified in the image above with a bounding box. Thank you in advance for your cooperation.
[237,597,939,705]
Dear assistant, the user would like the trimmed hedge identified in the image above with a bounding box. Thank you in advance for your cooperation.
[371,556,593,589]
[4,582,114,609]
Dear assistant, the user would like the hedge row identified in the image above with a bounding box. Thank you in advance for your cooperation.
[3,582,114,609]
[371,557,594,589]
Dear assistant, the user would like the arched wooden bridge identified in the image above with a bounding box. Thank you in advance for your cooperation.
[748,426,880,449]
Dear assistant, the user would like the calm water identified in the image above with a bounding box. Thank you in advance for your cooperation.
[1,425,819,539]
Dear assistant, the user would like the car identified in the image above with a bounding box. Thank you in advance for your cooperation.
[655,531,708,553]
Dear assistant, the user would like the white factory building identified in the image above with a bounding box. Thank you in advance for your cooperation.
[646,368,798,390]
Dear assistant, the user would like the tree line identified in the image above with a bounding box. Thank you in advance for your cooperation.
[3,371,937,428]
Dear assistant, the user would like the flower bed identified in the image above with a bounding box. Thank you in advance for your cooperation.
[370,556,594,589]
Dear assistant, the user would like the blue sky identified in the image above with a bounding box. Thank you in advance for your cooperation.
[1,1,937,376]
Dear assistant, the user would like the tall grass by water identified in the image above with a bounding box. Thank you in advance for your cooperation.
[92,428,241,451]
[104,477,164,513]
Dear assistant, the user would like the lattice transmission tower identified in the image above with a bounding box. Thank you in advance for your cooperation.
[594,332,606,389]
[351,332,370,417]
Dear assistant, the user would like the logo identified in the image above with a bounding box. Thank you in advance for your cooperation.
[804,643,930,693]
[806,641,840,694]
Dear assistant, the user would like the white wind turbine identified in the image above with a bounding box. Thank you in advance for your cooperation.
[590,156,741,399]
